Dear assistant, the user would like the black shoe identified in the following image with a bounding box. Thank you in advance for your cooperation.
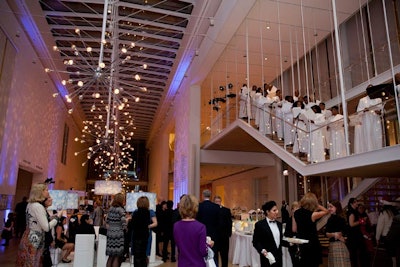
[171,258,176,262]
[62,259,71,263]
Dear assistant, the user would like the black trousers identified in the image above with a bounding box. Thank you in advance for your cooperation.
[217,237,229,267]
[132,239,148,267]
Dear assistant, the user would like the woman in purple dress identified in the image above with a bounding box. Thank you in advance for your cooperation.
[173,194,213,267]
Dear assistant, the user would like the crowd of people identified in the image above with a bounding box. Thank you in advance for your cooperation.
[275,195,400,267]
[4,182,400,267]
[239,83,385,162]
[1,185,236,267]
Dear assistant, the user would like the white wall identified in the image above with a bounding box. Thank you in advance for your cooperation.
[0,1,87,199]
[212,166,283,212]
[148,131,170,202]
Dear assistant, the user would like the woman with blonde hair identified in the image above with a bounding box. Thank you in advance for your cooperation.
[293,192,329,267]
[106,193,127,267]
[173,194,213,267]
[16,183,60,267]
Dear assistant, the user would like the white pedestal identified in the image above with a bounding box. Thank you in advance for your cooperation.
[149,231,163,267]
[50,247,62,265]
[94,226,100,240]
[97,234,108,267]
[73,234,95,267]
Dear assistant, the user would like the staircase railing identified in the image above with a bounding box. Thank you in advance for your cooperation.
[202,97,399,165]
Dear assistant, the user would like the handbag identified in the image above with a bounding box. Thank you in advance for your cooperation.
[204,247,216,267]
[28,230,44,249]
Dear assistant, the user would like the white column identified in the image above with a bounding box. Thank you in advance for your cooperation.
[173,84,201,201]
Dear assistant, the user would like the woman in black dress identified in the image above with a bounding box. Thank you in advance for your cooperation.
[293,192,329,267]
[129,196,151,267]
[346,198,369,267]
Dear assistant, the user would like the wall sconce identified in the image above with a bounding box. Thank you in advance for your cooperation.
[209,17,215,27]
[283,170,289,176]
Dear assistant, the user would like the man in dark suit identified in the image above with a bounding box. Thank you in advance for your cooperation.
[253,200,283,267]
[214,196,232,267]
[197,189,220,266]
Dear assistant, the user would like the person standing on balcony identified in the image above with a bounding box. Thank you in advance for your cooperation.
[239,84,250,119]
[327,106,347,159]
[319,102,331,156]
[356,86,383,152]
[307,105,326,163]
[273,89,284,140]
[254,87,263,128]
[292,100,307,157]
[282,95,294,147]
[250,85,258,120]
[258,90,274,135]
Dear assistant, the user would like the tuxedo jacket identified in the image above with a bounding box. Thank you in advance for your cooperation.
[197,200,220,242]
[252,219,283,267]
[218,206,232,240]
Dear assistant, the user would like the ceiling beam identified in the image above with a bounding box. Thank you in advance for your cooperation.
[117,2,191,19]
[53,36,179,53]
[49,24,183,44]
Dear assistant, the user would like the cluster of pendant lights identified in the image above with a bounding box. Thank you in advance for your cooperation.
[45,17,148,180]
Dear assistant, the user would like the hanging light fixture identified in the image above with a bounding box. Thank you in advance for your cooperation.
[44,0,144,183]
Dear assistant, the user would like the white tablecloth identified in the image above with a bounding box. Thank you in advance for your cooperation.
[229,232,260,267]
[229,231,293,267]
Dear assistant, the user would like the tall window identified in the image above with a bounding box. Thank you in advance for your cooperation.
[61,123,69,165]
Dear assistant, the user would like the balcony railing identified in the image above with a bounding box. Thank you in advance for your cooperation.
[202,96,399,165]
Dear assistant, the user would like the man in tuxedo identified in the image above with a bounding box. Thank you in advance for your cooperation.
[214,196,232,267]
[197,189,220,266]
[253,201,283,267]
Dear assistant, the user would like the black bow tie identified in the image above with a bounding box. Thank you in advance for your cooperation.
[269,220,276,223]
